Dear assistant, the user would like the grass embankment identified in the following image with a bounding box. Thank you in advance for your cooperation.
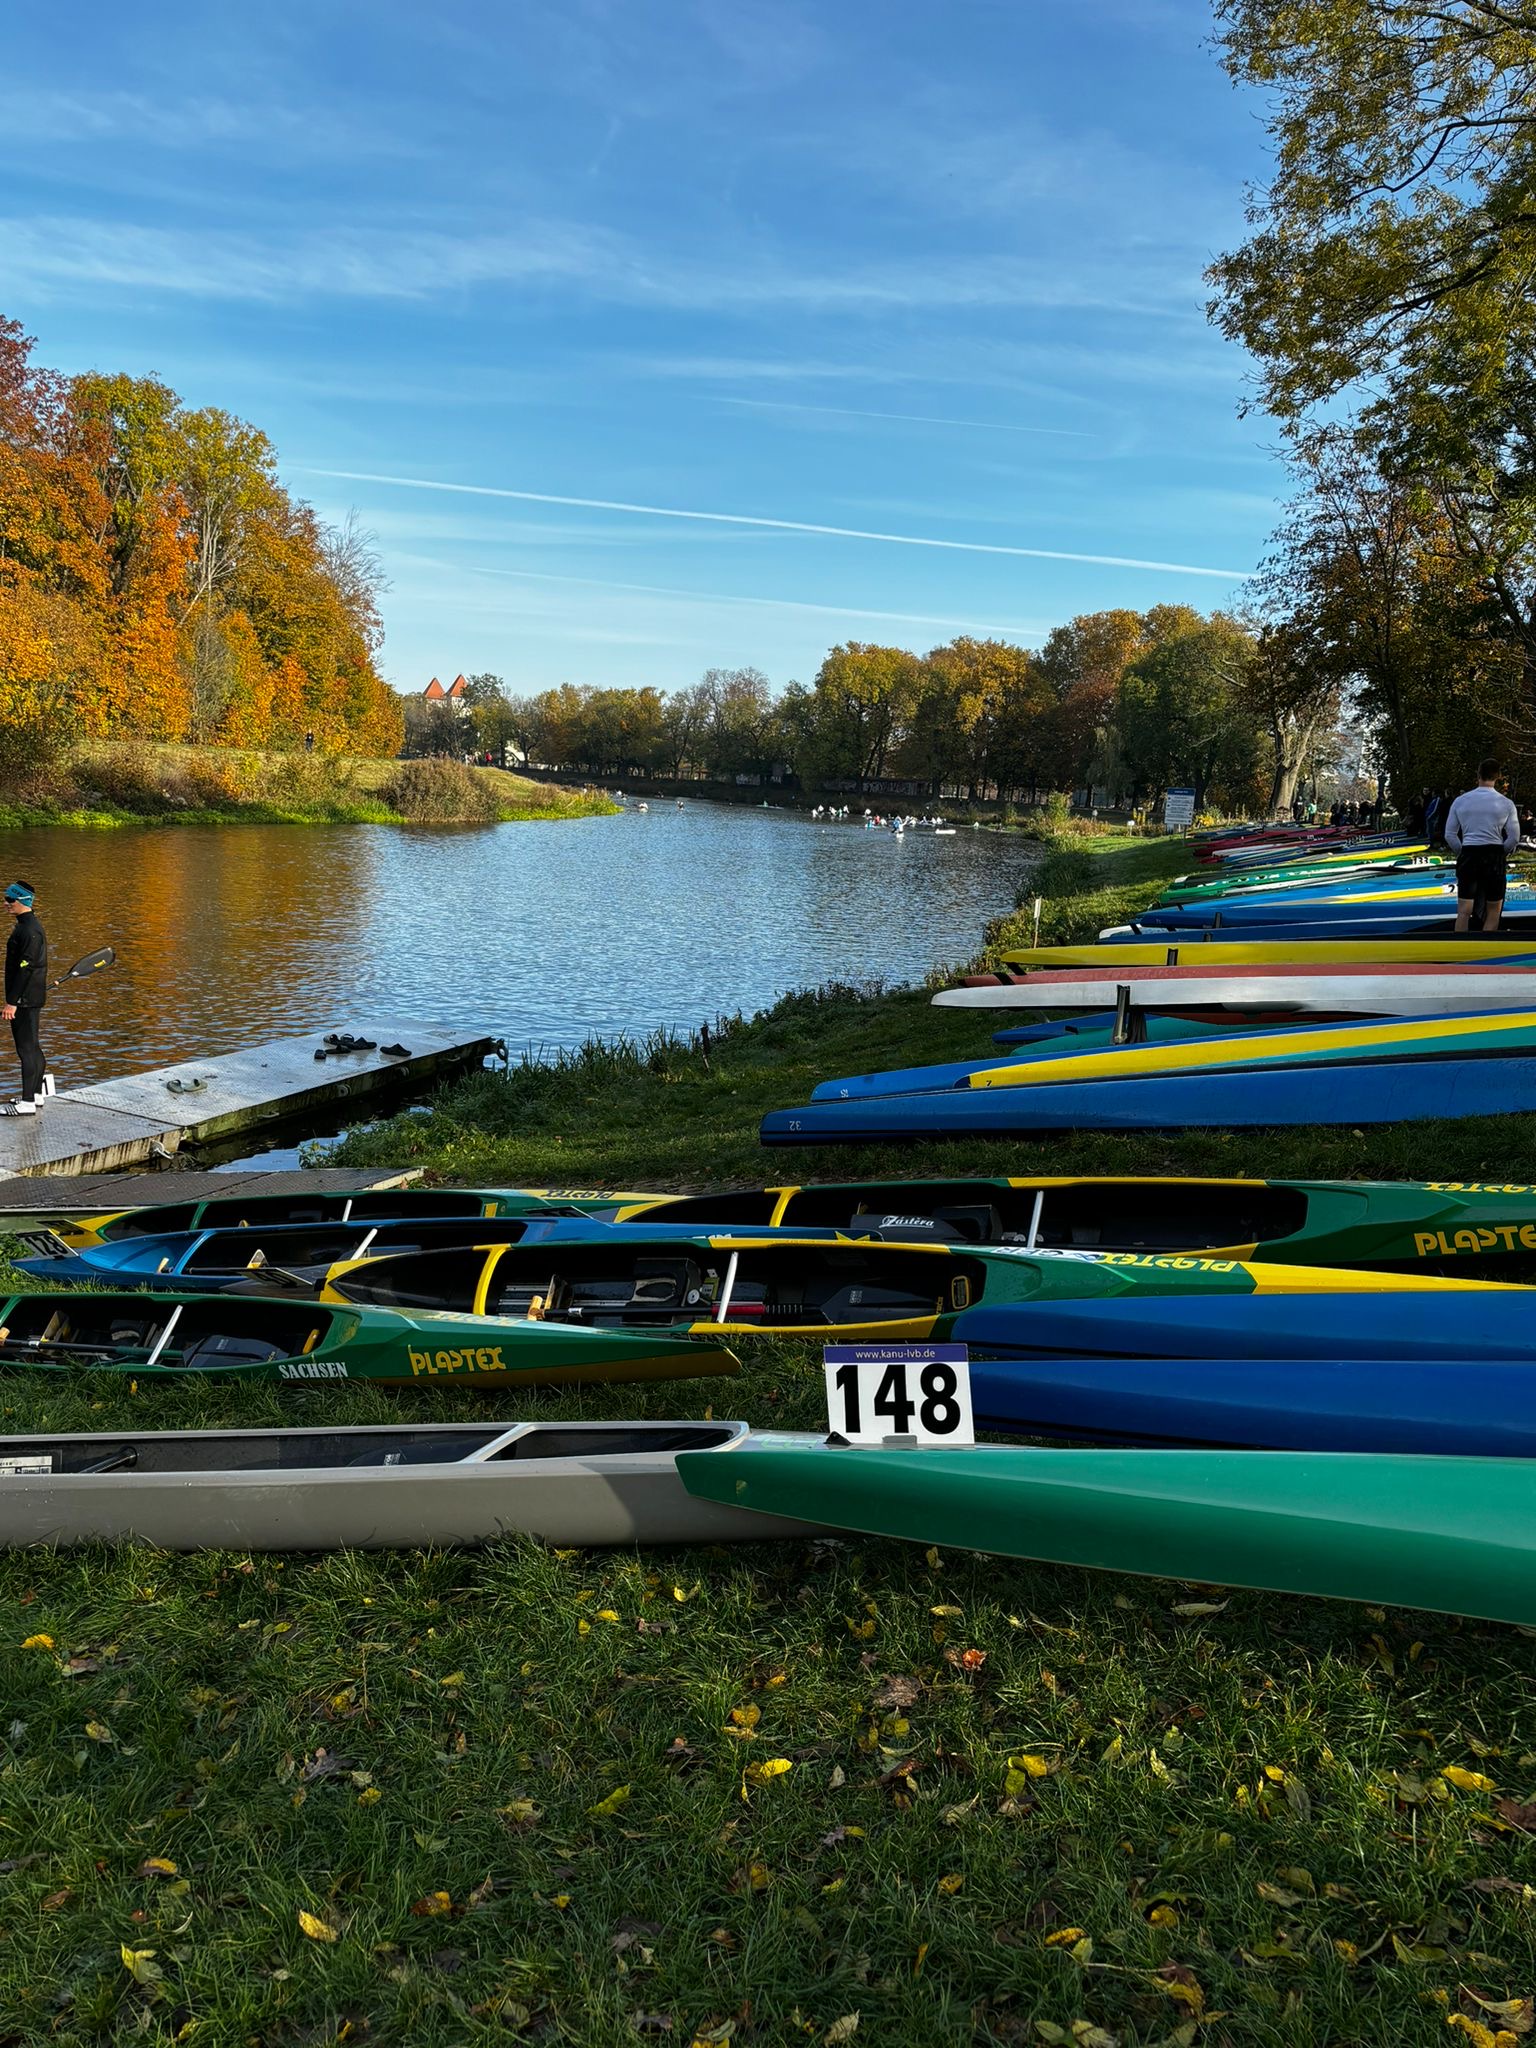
[6,834,1536,2046]
[0,743,618,829]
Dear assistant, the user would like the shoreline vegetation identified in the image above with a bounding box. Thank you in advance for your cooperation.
[0,743,619,828]
[7,835,1536,2047]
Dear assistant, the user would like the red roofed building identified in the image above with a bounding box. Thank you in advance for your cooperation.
[422,674,471,710]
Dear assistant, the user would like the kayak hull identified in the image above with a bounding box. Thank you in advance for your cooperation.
[0,1421,825,1550]
[970,1353,1536,1454]
[760,1056,1536,1140]
[953,1290,1536,1360]
[676,1438,1536,1626]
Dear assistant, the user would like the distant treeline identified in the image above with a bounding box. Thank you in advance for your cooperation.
[0,316,401,783]
[423,607,1330,814]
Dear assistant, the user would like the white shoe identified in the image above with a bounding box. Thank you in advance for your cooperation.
[1,1101,37,1116]
[41,1074,55,1097]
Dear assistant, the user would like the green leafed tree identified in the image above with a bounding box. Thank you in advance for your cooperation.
[1115,613,1265,811]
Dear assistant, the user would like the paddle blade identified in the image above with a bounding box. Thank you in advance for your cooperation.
[56,946,116,985]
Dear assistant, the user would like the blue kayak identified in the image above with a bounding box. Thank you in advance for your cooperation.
[812,1017,1231,1100]
[971,1353,1536,1454]
[953,1291,1536,1362]
[1139,896,1534,930]
[760,1054,1536,1141]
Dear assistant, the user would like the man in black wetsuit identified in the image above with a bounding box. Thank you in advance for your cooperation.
[2,881,48,1114]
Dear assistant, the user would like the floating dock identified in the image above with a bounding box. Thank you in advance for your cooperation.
[0,1024,498,1179]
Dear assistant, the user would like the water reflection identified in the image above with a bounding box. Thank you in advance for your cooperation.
[0,807,1039,1088]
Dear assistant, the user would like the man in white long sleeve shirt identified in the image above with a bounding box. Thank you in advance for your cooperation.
[1444,758,1521,932]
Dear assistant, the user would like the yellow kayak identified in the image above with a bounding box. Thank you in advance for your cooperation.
[971,1008,1536,1090]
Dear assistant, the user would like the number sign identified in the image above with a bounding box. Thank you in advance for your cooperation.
[823,1343,974,1446]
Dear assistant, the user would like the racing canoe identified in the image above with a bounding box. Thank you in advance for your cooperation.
[30,1176,1536,1272]
[759,1054,1536,1139]
[27,1184,651,1254]
[0,1419,823,1550]
[940,965,1536,1018]
[966,1008,1536,1092]
[308,1236,1489,1343]
[675,1438,1536,1627]
[969,1353,1536,1454]
[0,1290,738,1386]
[953,1289,1536,1359]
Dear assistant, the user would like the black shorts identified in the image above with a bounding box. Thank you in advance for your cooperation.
[1456,845,1508,901]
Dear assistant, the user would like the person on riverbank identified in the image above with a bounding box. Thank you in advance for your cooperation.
[1445,760,1521,934]
[2,882,48,1113]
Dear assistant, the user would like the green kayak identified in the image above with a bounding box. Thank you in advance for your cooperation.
[0,1289,738,1386]
[677,1438,1536,1626]
[315,1235,1502,1344]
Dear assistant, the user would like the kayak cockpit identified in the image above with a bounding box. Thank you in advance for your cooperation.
[0,1294,339,1370]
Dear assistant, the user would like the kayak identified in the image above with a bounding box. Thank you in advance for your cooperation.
[15,1212,774,1289]
[953,1289,1536,1358]
[967,1008,1536,1092]
[969,1353,1536,1454]
[309,1236,1490,1343]
[759,1054,1536,1139]
[0,1289,738,1386]
[811,1018,1237,1100]
[0,1419,825,1550]
[1001,938,1536,969]
[38,1176,1536,1273]
[675,1437,1536,1627]
[1140,897,1533,930]
[1113,912,1536,943]
[941,966,1536,1019]
[13,1212,615,1285]
[35,1184,648,1254]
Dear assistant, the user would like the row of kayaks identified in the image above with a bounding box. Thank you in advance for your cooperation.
[17,1158,1536,1625]
[764,815,1536,1137]
[8,1415,1536,1629]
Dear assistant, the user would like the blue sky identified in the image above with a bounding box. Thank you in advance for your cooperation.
[1,0,1280,693]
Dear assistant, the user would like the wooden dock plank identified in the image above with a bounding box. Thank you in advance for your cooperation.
[0,1166,426,1216]
[0,1024,495,1178]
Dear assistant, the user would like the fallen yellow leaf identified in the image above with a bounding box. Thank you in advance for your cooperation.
[21,1633,53,1650]
[410,1891,453,1917]
[120,1945,162,1986]
[357,1786,382,1806]
[1442,1765,1497,1794]
[823,2017,859,2044]
[1148,1904,1178,1927]
[729,1704,762,1731]
[1044,1926,1087,1947]
[597,1609,620,1623]
[936,1872,964,1894]
[748,1758,793,1784]
[297,1909,339,1943]
[929,1604,964,1618]
[587,1784,632,1818]
[136,1858,179,1879]
[84,1720,114,1744]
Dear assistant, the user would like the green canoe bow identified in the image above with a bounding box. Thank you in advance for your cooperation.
[677,1439,1536,1626]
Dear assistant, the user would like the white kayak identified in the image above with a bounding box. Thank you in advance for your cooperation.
[0,1420,828,1551]
[934,970,1536,1016]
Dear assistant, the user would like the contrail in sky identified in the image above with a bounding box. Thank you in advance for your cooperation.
[309,468,1253,580]
[716,396,1094,438]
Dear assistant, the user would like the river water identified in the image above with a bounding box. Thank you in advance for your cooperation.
[0,806,1039,1090]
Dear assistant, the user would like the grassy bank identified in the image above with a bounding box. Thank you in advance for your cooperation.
[0,744,619,829]
[5,833,1536,2047]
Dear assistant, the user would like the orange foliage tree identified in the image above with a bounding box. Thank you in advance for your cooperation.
[1,318,403,760]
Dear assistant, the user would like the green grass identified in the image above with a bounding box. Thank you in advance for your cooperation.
[6,832,1536,2045]
[0,743,618,830]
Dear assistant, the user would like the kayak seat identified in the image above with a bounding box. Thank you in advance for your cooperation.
[853,1204,1002,1245]
[176,1332,292,1369]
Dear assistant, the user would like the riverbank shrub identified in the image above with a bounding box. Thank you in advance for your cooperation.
[378,757,504,824]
